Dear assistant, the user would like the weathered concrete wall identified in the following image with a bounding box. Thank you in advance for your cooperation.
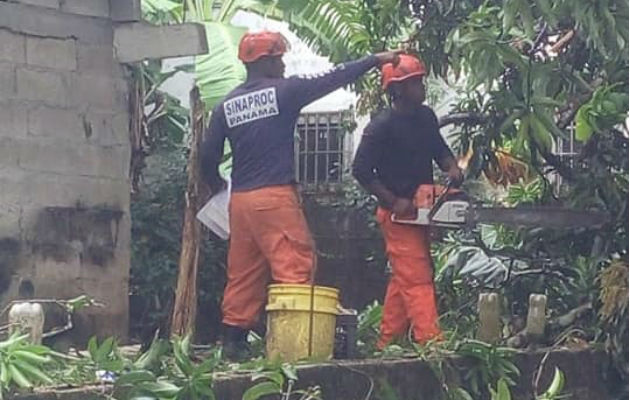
[214,348,613,400]
[302,193,388,311]
[0,0,132,342]
[11,348,616,399]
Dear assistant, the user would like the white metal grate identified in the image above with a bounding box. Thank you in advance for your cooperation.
[294,112,352,186]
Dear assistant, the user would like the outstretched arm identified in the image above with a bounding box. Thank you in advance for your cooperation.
[286,51,401,109]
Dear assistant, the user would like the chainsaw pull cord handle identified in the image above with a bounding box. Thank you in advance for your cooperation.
[427,180,454,221]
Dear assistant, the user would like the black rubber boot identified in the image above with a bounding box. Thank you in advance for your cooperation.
[221,324,250,362]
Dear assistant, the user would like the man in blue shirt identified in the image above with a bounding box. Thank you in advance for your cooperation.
[201,31,400,359]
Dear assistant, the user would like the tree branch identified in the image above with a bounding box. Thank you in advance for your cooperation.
[438,112,487,128]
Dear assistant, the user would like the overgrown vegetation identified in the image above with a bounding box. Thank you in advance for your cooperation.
[128,0,628,397]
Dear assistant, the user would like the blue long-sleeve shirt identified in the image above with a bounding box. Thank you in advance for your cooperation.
[201,55,379,192]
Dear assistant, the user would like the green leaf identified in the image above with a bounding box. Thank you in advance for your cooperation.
[7,364,31,388]
[534,0,557,27]
[281,363,298,381]
[173,338,194,376]
[529,114,553,152]
[575,107,594,142]
[115,370,156,386]
[542,368,565,398]
[502,0,518,33]
[95,337,115,362]
[66,295,93,312]
[0,334,28,350]
[12,359,53,385]
[196,22,247,110]
[455,387,475,400]
[141,380,181,397]
[0,362,9,385]
[495,378,512,400]
[13,350,51,365]
[87,337,98,360]
[242,381,282,400]
[193,380,216,399]
[251,371,284,387]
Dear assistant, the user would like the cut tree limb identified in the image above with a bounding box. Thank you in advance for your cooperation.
[549,30,575,54]
[171,87,204,338]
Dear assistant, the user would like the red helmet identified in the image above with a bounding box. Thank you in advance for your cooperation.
[381,54,427,90]
[238,31,289,63]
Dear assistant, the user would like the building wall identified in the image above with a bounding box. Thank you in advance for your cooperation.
[0,0,131,342]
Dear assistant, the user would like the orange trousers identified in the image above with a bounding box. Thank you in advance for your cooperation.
[222,185,314,329]
[376,201,441,349]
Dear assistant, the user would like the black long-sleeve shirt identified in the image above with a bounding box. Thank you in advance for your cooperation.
[352,106,454,199]
[201,56,379,192]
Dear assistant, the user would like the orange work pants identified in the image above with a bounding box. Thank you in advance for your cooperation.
[376,204,441,349]
[222,185,314,329]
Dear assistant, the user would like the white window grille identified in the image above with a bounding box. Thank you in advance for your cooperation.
[554,124,582,167]
[294,112,353,187]
[551,124,583,191]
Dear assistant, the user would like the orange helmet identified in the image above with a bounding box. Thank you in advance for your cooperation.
[238,31,289,63]
[381,54,427,90]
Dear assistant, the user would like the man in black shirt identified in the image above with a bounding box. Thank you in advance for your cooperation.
[352,54,463,348]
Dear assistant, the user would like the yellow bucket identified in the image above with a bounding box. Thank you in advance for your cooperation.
[265,284,339,362]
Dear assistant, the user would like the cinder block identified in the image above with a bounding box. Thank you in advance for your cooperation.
[27,106,84,140]
[16,69,68,106]
[70,74,115,111]
[0,138,20,171]
[114,22,209,63]
[0,63,16,97]
[26,37,77,71]
[113,78,130,112]
[0,29,26,63]
[61,0,109,18]
[109,0,140,22]
[0,2,113,45]
[77,45,114,75]
[18,141,130,179]
[0,102,27,139]
[111,112,130,144]
[0,200,21,238]
[13,0,59,9]
[84,112,130,146]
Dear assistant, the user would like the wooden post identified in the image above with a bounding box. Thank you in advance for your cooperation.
[477,292,501,343]
[170,86,204,338]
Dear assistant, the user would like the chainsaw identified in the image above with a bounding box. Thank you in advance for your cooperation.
[392,182,608,230]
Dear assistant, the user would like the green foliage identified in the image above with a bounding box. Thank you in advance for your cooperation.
[575,84,629,142]
[456,340,519,396]
[269,0,413,114]
[113,336,220,400]
[241,362,321,400]
[489,378,512,400]
[197,22,247,110]
[86,337,125,373]
[130,149,228,340]
[356,300,383,354]
[537,368,566,400]
[505,178,544,206]
[0,333,54,398]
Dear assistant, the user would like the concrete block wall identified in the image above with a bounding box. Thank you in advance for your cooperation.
[0,0,133,342]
